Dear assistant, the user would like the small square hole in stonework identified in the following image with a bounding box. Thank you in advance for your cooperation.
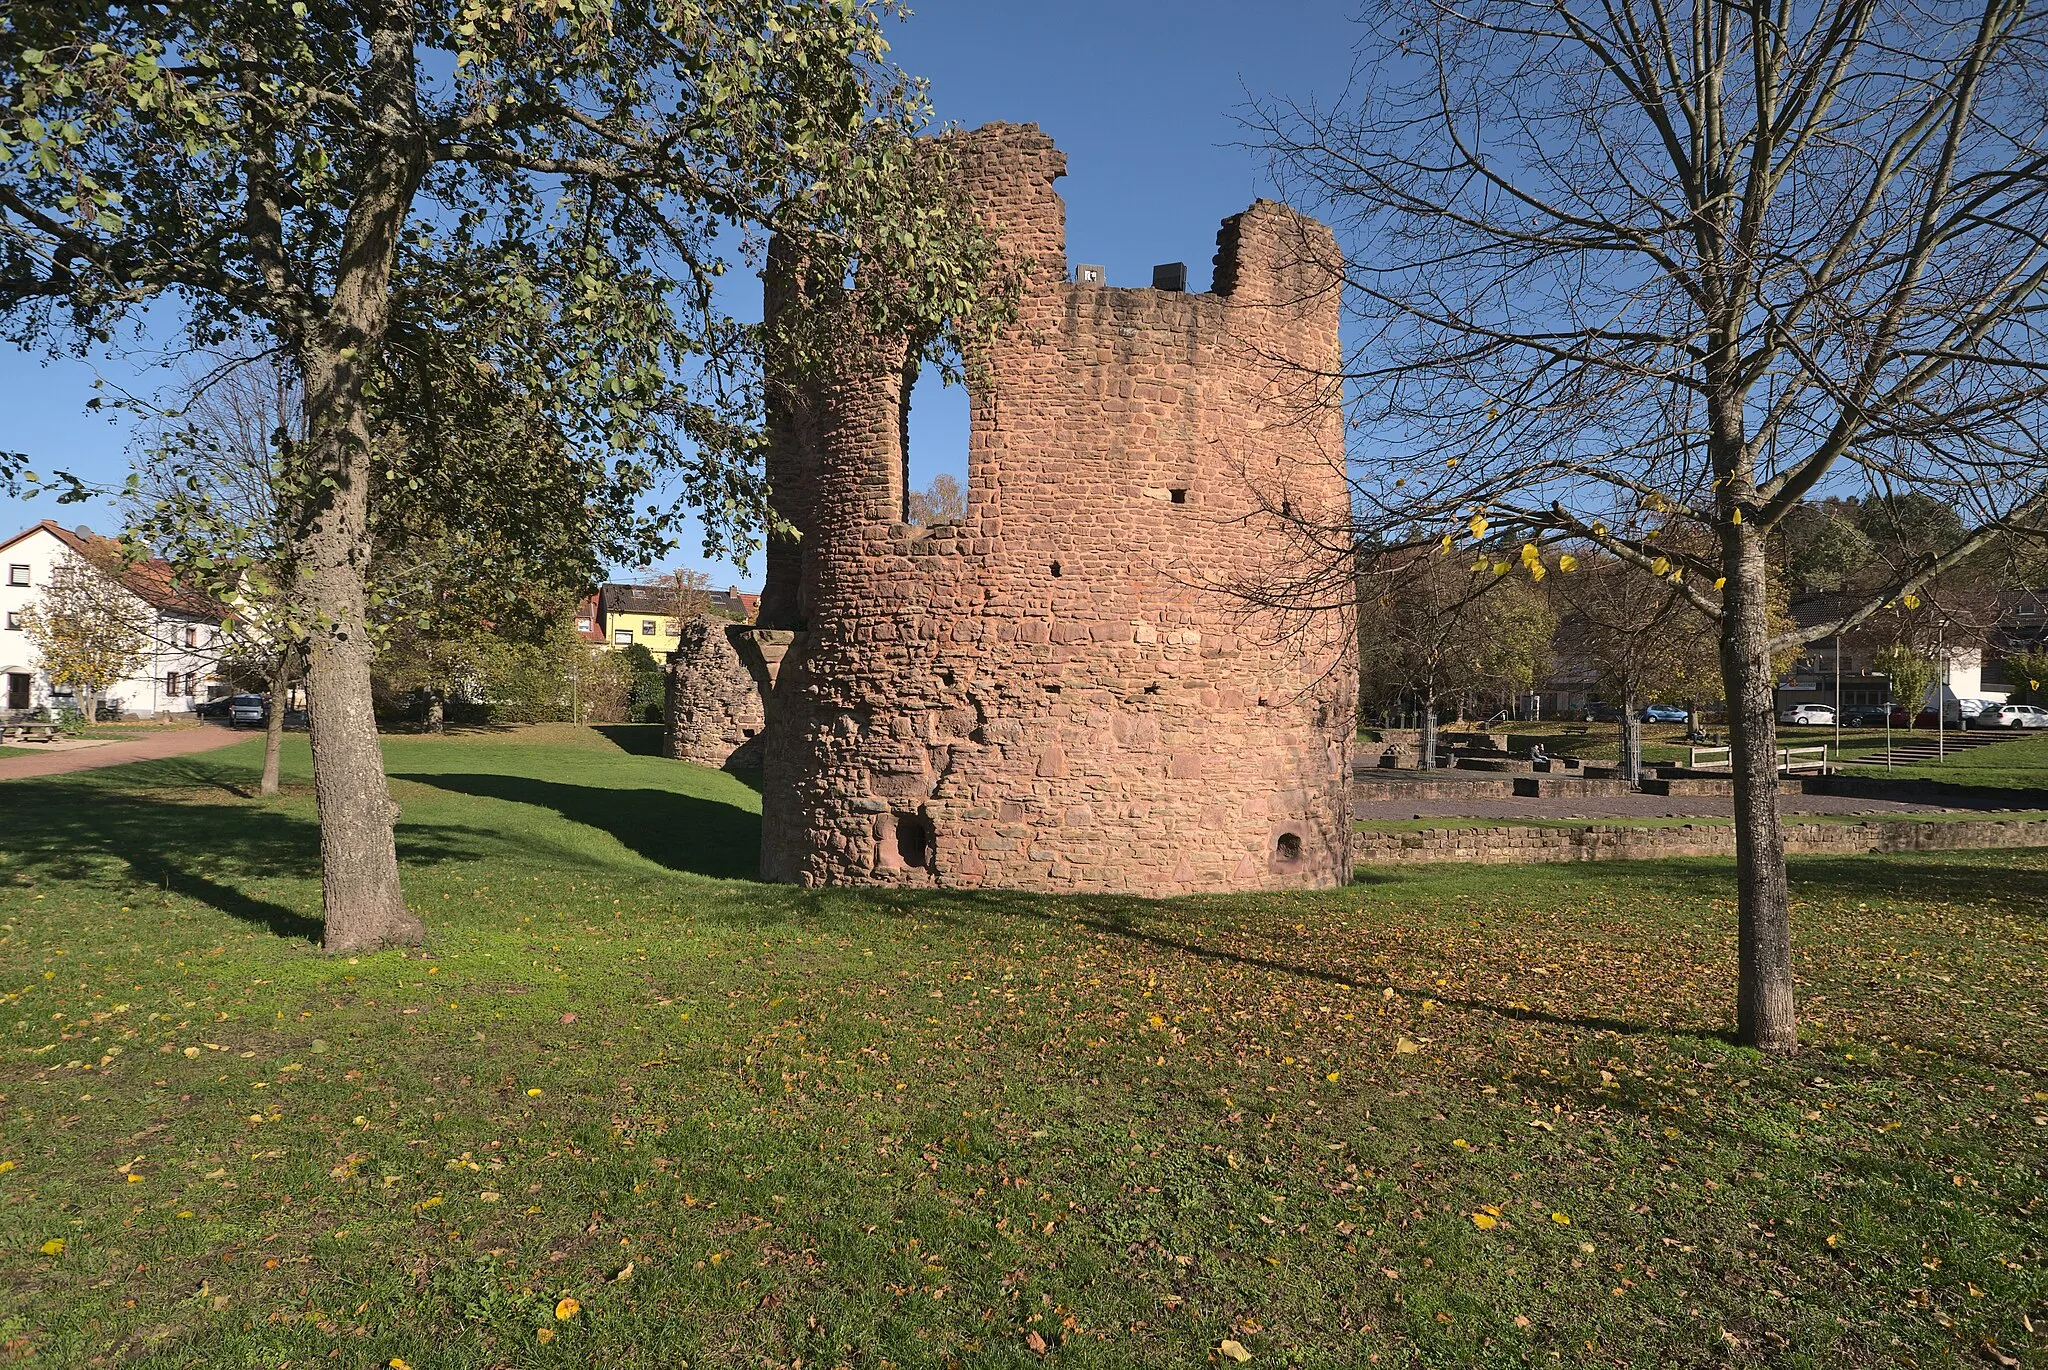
[894,813,932,869]
[1170,488,1187,504]
[1275,832,1303,865]
[1050,561,1063,577]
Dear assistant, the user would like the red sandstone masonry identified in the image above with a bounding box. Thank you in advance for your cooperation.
[744,124,1353,894]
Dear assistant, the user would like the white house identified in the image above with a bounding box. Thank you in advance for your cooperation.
[1,520,231,720]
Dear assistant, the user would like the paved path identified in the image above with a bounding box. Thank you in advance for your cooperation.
[0,725,250,781]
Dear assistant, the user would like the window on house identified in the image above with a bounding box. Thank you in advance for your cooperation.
[165,671,180,696]
[4,611,19,630]
[665,622,680,637]
[6,565,27,587]
[185,626,199,648]
[614,629,634,646]
[185,675,198,697]
[641,620,656,636]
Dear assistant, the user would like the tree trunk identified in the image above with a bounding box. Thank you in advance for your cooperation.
[300,349,420,953]
[425,690,444,733]
[1618,696,1643,785]
[1721,528,1797,1052]
[260,652,289,797]
[289,6,428,955]
[1419,691,1439,770]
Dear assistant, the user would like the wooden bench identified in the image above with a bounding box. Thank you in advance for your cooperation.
[1,722,62,745]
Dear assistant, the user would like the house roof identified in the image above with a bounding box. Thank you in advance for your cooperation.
[2,520,229,621]
[600,581,759,622]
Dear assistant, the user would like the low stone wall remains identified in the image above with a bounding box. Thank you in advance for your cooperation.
[1355,817,2048,866]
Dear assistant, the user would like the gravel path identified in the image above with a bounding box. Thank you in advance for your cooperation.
[0,725,249,782]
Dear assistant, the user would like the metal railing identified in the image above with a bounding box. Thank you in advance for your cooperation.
[1687,744,1828,773]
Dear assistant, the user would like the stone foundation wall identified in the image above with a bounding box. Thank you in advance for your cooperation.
[751,124,1354,894]
[1355,817,2048,866]
[662,617,765,769]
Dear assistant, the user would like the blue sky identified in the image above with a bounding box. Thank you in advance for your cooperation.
[0,1,1360,588]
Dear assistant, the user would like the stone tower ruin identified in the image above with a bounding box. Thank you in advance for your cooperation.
[731,123,1354,894]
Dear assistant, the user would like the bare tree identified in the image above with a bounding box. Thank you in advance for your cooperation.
[907,473,966,526]
[129,356,307,795]
[1251,0,2048,1051]
[648,567,714,623]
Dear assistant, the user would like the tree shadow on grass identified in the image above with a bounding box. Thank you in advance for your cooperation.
[389,771,763,881]
[592,724,666,757]
[3,778,533,945]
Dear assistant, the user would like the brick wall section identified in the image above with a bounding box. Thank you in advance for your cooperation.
[749,123,1354,893]
[662,618,765,769]
[1355,818,2048,866]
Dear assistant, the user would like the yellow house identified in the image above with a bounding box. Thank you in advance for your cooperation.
[596,582,758,649]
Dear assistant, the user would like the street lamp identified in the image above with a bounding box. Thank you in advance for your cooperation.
[1833,631,1842,764]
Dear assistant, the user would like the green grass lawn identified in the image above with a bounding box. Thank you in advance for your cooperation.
[1843,729,2048,788]
[2,726,2044,1368]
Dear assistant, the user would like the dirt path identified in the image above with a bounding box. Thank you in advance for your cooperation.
[0,725,251,782]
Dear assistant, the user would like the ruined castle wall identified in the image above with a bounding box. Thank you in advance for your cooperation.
[662,617,765,769]
[754,124,1354,894]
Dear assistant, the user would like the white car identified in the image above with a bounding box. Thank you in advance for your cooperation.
[1779,703,1835,726]
[1982,703,2048,729]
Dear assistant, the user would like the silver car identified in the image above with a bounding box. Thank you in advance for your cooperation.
[226,694,270,729]
[1983,703,2048,729]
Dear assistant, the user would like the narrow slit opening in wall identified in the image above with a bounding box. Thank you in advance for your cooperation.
[900,355,971,528]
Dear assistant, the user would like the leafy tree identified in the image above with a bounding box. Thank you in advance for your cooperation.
[18,555,151,724]
[1358,548,1554,767]
[1252,0,2048,1050]
[1872,645,1939,724]
[620,641,665,724]
[1780,503,1874,597]
[2003,648,2048,707]
[2,0,1011,951]
[1551,557,1703,781]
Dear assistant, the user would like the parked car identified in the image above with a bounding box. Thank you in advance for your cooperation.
[1916,703,1979,728]
[193,695,236,720]
[1983,703,2048,729]
[226,694,270,729]
[1640,703,1689,724]
[1844,704,1906,727]
[1779,703,1836,726]
[1581,703,1626,723]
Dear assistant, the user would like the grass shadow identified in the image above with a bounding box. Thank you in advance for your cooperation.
[390,771,763,880]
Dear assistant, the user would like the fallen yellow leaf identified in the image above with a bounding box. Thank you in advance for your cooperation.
[1551,1211,1571,1225]
[1219,1338,1254,1362]
[554,1296,580,1320]
[536,1327,555,1344]
[39,1238,64,1256]
[1471,1212,1497,1229]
